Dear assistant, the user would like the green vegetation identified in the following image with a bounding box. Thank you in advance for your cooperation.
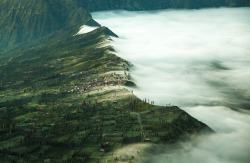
[0,26,210,161]
[0,85,209,162]
[1,0,249,52]
[0,0,100,52]
[2,0,248,162]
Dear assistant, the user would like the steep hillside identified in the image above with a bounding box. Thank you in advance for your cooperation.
[0,26,117,90]
[0,0,248,162]
[0,0,96,51]
[0,24,212,162]
[1,0,249,51]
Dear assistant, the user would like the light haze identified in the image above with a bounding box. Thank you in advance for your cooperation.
[92,8,250,163]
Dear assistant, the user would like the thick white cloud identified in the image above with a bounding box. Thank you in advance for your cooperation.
[92,7,250,163]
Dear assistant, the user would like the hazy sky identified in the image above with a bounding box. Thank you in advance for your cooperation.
[92,7,250,163]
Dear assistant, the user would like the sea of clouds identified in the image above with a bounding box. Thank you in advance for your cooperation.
[92,8,250,163]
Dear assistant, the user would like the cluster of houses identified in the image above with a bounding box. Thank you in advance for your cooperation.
[64,69,130,95]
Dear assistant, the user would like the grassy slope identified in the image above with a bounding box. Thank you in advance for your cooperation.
[1,0,249,51]
[0,0,95,51]
[0,17,211,163]
[0,26,117,89]
[3,0,248,162]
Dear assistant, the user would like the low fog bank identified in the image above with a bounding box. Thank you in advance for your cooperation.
[92,8,250,163]
[93,8,250,110]
[135,106,250,163]
[136,127,250,163]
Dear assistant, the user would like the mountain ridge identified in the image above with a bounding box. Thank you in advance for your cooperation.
[0,1,248,162]
[1,0,249,51]
[77,0,250,11]
[0,0,96,51]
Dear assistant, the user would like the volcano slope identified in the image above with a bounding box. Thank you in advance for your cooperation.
[0,22,212,163]
[3,0,246,162]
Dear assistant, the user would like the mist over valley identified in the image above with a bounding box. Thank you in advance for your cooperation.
[93,7,250,163]
[1,1,250,162]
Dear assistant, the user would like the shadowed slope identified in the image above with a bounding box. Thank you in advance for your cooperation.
[0,26,117,89]
[1,0,249,51]
[0,0,94,51]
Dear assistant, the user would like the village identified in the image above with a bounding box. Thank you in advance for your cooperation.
[0,59,195,163]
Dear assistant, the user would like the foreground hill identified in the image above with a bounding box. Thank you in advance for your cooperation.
[1,0,248,162]
[0,25,211,162]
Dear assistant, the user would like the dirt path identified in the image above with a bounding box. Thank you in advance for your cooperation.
[136,113,145,141]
